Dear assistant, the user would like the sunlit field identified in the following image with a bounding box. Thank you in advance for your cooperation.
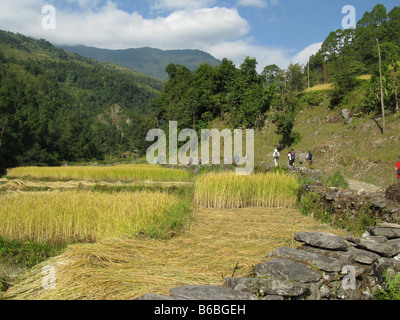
[0,190,180,244]
[194,172,301,209]
[6,165,191,182]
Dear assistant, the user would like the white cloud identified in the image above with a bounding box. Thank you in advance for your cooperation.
[63,0,103,9]
[291,42,323,66]
[0,0,320,73]
[0,1,249,50]
[151,0,216,11]
[209,40,322,72]
[237,0,268,8]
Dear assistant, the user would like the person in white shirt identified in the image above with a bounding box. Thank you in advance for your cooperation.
[273,149,280,167]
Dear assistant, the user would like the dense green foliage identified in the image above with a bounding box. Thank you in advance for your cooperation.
[0,30,164,173]
[152,57,276,133]
[309,4,400,113]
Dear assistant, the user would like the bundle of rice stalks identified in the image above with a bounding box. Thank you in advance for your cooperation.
[194,172,301,209]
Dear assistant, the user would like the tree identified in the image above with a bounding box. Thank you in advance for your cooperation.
[262,64,281,85]
[330,56,358,108]
[286,63,305,93]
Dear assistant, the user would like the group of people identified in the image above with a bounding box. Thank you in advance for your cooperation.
[272,150,400,185]
[273,149,313,168]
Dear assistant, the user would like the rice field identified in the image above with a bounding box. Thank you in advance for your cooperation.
[0,190,180,244]
[6,164,191,182]
[2,207,350,300]
[1,167,348,300]
[303,83,334,93]
[194,172,301,209]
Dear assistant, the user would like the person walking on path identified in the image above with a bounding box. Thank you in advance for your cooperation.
[288,150,294,167]
[307,151,314,168]
[288,149,296,167]
[273,149,280,167]
[396,156,400,184]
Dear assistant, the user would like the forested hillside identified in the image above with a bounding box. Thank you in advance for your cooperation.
[60,45,221,80]
[0,30,164,174]
[153,4,399,146]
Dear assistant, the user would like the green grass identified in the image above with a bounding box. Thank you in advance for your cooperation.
[0,237,65,270]
[326,171,350,189]
[374,270,400,300]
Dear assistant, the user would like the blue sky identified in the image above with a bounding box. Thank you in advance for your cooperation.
[0,0,398,71]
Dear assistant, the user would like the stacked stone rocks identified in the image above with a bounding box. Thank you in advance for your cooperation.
[302,183,400,224]
[136,223,400,300]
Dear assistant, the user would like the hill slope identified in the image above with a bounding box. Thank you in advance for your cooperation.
[0,30,165,172]
[60,45,221,80]
[253,85,400,188]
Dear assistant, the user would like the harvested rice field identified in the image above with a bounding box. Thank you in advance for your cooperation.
[0,166,349,300]
[2,208,349,300]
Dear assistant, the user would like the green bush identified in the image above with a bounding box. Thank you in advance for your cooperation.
[374,270,400,300]
[299,191,321,216]
[326,171,349,189]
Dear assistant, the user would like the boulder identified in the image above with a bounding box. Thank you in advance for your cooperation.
[346,246,380,265]
[369,225,400,239]
[294,232,349,251]
[342,109,353,124]
[169,285,257,300]
[223,277,306,297]
[299,153,309,164]
[345,236,400,258]
[255,258,321,283]
[386,184,400,203]
[266,247,346,272]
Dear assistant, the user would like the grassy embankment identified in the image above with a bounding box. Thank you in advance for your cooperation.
[253,76,399,188]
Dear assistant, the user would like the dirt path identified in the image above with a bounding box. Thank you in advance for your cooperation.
[347,179,386,194]
[4,207,350,300]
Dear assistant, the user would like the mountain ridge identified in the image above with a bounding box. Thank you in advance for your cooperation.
[60,45,221,80]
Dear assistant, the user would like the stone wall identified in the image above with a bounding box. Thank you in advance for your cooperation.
[136,224,400,301]
[302,183,400,225]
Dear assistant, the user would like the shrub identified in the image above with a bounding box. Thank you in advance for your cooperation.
[326,171,349,189]
[374,270,400,300]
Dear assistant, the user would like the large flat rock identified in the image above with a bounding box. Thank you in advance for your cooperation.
[169,285,257,300]
[294,232,349,251]
[255,258,321,283]
[223,277,306,297]
[266,247,346,272]
[345,237,400,258]
[369,226,400,239]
